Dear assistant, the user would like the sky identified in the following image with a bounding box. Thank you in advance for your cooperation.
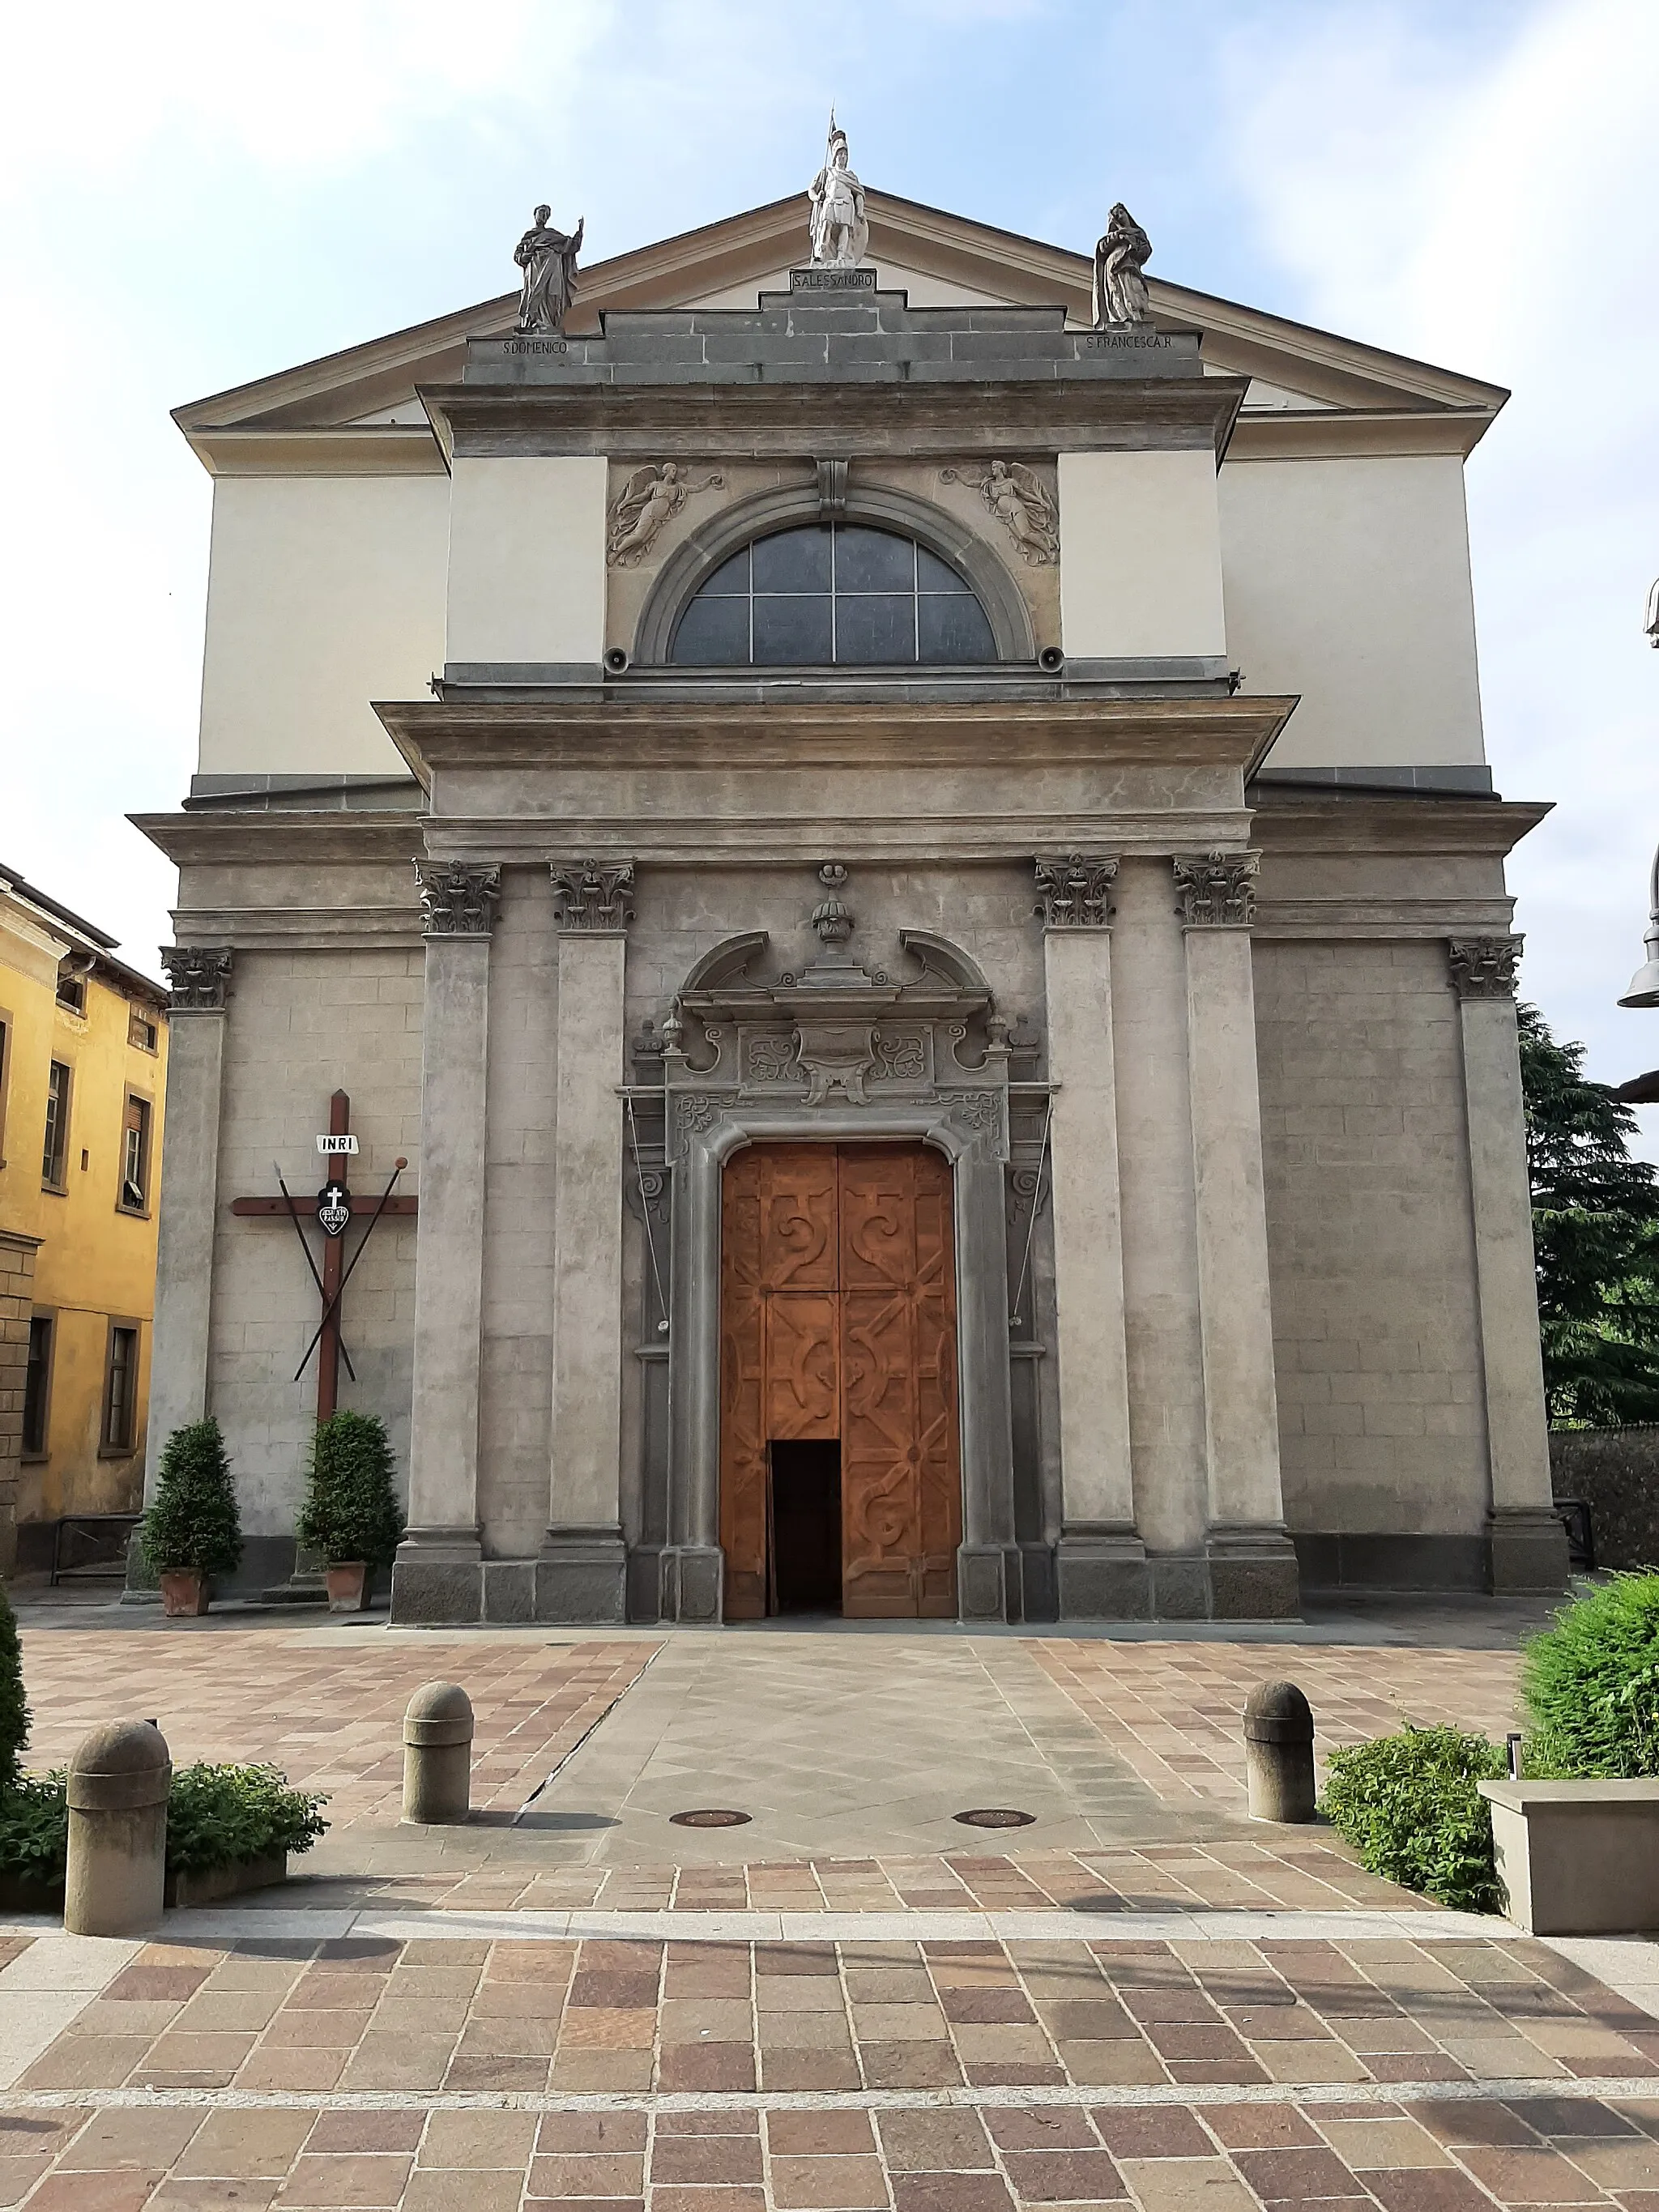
[2,0,1657,1115]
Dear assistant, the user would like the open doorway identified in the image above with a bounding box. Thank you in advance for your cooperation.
[768,1440,842,1614]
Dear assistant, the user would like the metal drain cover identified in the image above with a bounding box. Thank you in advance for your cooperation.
[668,1808,753,1828]
[953,1807,1036,1829]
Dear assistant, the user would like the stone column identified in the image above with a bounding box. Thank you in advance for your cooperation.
[1034,856,1148,1618]
[539,862,634,1622]
[391,863,500,1625]
[1175,855,1299,1618]
[1448,938,1568,1592]
[129,949,233,1596]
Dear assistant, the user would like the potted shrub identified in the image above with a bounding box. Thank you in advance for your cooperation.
[140,1418,243,1615]
[297,1410,405,1611]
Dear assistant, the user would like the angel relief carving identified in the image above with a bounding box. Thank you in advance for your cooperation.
[606,463,725,568]
[940,461,1058,566]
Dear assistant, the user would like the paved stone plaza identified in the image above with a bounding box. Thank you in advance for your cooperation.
[6,1610,1659,2208]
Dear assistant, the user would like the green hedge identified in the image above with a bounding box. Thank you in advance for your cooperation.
[140,1418,243,1579]
[1522,1573,1659,1776]
[297,1410,404,1569]
[0,1763,326,1882]
[1320,1724,1508,1912]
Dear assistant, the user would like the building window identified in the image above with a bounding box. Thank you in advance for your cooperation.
[128,1005,158,1054]
[0,1010,10,1166]
[119,1093,152,1213]
[41,1061,70,1189]
[23,1316,52,1458]
[55,967,86,1014]
[101,1324,139,1454]
[670,524,997,668]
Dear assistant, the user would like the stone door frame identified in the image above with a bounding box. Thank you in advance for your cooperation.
[657,1097,1019,1625]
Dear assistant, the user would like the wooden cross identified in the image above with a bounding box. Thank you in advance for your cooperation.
[228,1090,417,1421]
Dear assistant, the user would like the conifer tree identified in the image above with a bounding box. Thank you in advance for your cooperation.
[1520,1003,1659,1424]
[140,1418,244,1579]
[297,1411,404,1567]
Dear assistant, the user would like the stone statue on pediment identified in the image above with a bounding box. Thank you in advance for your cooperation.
[514,203,585,334]
[1094,202,1152,328]
[808,114,868,268]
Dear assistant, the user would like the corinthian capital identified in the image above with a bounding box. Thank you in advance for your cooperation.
[1034,854,1118,929]
[551,859,636,932]
[416,861,501,937]
[160,945,232,1011]
[1448,936,1521,999]
[1173,851,1258,928]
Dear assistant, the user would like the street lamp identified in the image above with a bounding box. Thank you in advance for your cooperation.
[1616,580,1659,1011]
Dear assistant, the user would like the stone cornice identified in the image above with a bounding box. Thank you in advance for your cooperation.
[418,376,1246,467]
[130,811,427,869]
[186,427,444,479]
[1248,791,1551,862]
[376,695,1298,782]
[1226,410,1497,462]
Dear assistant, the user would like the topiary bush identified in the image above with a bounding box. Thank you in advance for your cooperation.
[140,1418,243,1579]
[1320,1724,1508,1912]
[1522,1573,1659,1776]
[297,1411,404,1568]
[0,1583,29,1795]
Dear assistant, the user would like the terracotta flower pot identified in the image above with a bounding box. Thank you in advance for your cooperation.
[160,1569,209,1617]
[325,1562,369,1613]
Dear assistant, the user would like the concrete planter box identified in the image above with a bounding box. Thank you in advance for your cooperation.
[164,1852,288,1910]
[1479,1778,1659,1933]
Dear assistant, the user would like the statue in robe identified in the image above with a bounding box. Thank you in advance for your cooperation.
[1093,203,1152,328]
[514,203,585,334]
[808,116,869,267]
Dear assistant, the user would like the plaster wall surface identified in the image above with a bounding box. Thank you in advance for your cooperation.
[1058,450,1226,661]
[198,475,448,777]
[1222,454,1486,769]
[207,946,422,1538]
[1253,933,1489,1540]
[446,456,607,667]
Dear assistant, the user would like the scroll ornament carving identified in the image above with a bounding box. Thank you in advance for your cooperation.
[745,1033,802,1085]
[416,862,501,938]
[1448,937,1522,999]
[1173,852,1258,928]
[796,1022,877,1107]
[873,1029,927,1081]
[940,461,1058,565]
[676,1093,719,1140]
[1034,855,1118,929]
[606,464,725,567]
[160,946,232,1011]
[551,860,636,932]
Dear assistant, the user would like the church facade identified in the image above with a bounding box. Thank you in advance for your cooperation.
[136,161,1569,1623]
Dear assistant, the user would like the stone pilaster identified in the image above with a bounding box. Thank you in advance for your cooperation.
[392,863,501,1625]
[539,860,635,1623]
[1034,856,1148,1618]
[128,948,234,1596]
[1448,937,1568,1592]
[1175,855,1299,1619]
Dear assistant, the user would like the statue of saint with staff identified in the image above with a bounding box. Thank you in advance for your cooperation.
[514,203,585,334]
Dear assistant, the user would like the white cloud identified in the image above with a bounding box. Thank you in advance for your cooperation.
[1222,0,1659,1127]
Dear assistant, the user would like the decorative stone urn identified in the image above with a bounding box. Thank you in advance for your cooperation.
[324,1562,369,1613]
[159,1570,209,1617]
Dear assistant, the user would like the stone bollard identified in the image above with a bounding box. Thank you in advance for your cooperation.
[65,1720,172,1936]
[1243,1681,1316,1823]
[402,1681,474,1825]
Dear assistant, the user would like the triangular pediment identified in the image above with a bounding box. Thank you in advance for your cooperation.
[174,189,1506,468]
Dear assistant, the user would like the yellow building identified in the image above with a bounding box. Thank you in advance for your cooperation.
[0,863,168,1577]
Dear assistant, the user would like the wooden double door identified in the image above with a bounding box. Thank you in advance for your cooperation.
[719,1143,962,1619]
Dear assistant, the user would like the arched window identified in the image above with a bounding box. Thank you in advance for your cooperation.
[670,523,997,667]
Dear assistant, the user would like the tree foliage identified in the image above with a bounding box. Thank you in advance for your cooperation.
[1320,1724,1507,1913]
[1519,1003,1659,1425]
[297,1411,404,1568]
[140,1418,244,1579]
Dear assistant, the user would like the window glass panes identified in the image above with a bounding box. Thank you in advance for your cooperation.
[671,523,995,667]
[919,592,997,663]
[23,1316,50,1455]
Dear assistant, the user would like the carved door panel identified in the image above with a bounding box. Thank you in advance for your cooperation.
[719,1141,960,1621]
[719,1148,768,1620]
[839,1146,961,1618]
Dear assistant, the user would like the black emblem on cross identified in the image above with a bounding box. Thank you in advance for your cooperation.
[317,1179,352,1238]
